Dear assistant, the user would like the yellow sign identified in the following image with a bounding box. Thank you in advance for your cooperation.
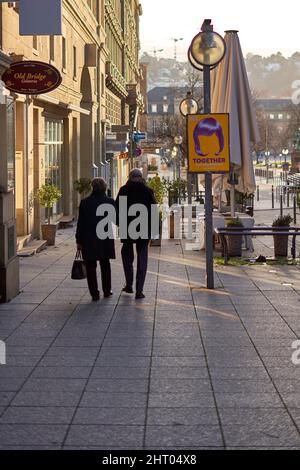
[187,113,230,173]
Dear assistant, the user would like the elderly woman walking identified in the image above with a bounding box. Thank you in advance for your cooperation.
[76,178,116,302]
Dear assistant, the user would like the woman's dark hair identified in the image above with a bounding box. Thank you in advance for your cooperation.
[193,117,224,157]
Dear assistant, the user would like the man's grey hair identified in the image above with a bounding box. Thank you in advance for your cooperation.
[128,169,143,182]
[92,177,107,193]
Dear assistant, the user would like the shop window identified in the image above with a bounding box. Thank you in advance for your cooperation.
[44,119,64,216]
[62,37,67,70]
[50,36,55,62]
[101,73,105,97]
[73,46,77,79]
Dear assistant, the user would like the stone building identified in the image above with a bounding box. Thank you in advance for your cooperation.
[0,0,143,302]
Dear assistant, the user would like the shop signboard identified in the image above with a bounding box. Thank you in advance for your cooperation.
[2,61,62,95]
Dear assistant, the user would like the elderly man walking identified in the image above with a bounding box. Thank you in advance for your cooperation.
[116,169,158,300]
[76,178,116,302]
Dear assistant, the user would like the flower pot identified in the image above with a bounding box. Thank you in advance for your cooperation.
[273,231,289,258]
[227,235,243,257]
[41,224,57,246]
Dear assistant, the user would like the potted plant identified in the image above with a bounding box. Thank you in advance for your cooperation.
[164,178,187,207]
[73,178,92,199]
[226,217,244,257]
[35,184,62,246]
[147,175,166,246]
[272,214,293,258]
[148,165,158,172]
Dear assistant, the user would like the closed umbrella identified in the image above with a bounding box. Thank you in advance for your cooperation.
[211,30,260,217]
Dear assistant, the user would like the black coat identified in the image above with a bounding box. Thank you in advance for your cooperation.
[76,191,116,261]
[115,181,158,242]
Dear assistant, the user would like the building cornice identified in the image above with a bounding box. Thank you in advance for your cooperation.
[0,50,12,73]
[105,0,124,48]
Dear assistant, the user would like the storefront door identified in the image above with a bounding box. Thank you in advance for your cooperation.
[44,119,64,216]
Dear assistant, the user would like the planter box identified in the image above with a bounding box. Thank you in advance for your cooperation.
[41,224,57,246]
[273,232,289,258]
[227,235,243,257]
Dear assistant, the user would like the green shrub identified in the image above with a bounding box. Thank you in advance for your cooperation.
[35,184,62,224]
[147,175,166,207]
[227,217,244,228]
[272,215,293,227]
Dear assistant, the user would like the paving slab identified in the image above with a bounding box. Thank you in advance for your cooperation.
[145,425,223,448]
[65,425,144,448]
[0,407,75,425]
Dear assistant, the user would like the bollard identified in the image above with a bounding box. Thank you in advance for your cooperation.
[169,211,175,239]
[257,186,260,202]
[280,195,283,218]
[287,189,290,208]
[272,186,275,209]
[294,196,297,225]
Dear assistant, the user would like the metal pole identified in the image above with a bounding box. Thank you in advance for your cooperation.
[257,185,260,202]
[204,64,214,290]
[272,185,274,209]
[178,145,181,205]
[187,173,193,204]
[280,195,283,218]
[294,195,297,225]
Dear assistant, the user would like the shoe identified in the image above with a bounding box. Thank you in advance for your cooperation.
[135,292,145,300]
[104,291,113,298]
[92,295,100,302]
[122,286,134,294]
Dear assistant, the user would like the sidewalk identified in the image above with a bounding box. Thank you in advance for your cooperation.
[0,226,300,449]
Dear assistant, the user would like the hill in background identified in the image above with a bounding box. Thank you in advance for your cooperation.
[141,52,300,98]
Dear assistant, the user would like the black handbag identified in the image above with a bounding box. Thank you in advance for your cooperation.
[71,251,87,280]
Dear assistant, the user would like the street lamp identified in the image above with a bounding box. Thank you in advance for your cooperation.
[172,37,184,61]
[265,150,271,184]
[174,135,183,204]
[179,91,199,117]
[189,24,226,68]
[282,148,289,164]
[179,92,199,203]
[188,19,226,290]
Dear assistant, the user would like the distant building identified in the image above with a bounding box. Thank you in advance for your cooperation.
[147,86,202,139]
[256,98,292,129]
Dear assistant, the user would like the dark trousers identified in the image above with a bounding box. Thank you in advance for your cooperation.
[121,240,149,293]
[85,259,111,298]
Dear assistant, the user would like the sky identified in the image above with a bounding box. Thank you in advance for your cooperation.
[140,0,300,61]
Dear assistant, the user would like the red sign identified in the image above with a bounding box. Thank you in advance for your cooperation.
[135,147,142,157]
[2,61,62,95]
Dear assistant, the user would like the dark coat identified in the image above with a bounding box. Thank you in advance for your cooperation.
[76,191,116,261]
[115,181,158,242]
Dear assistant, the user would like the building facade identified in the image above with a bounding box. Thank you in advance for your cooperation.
[0,0,143,302]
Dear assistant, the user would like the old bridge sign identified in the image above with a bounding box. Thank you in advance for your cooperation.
[2,61,62,95]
